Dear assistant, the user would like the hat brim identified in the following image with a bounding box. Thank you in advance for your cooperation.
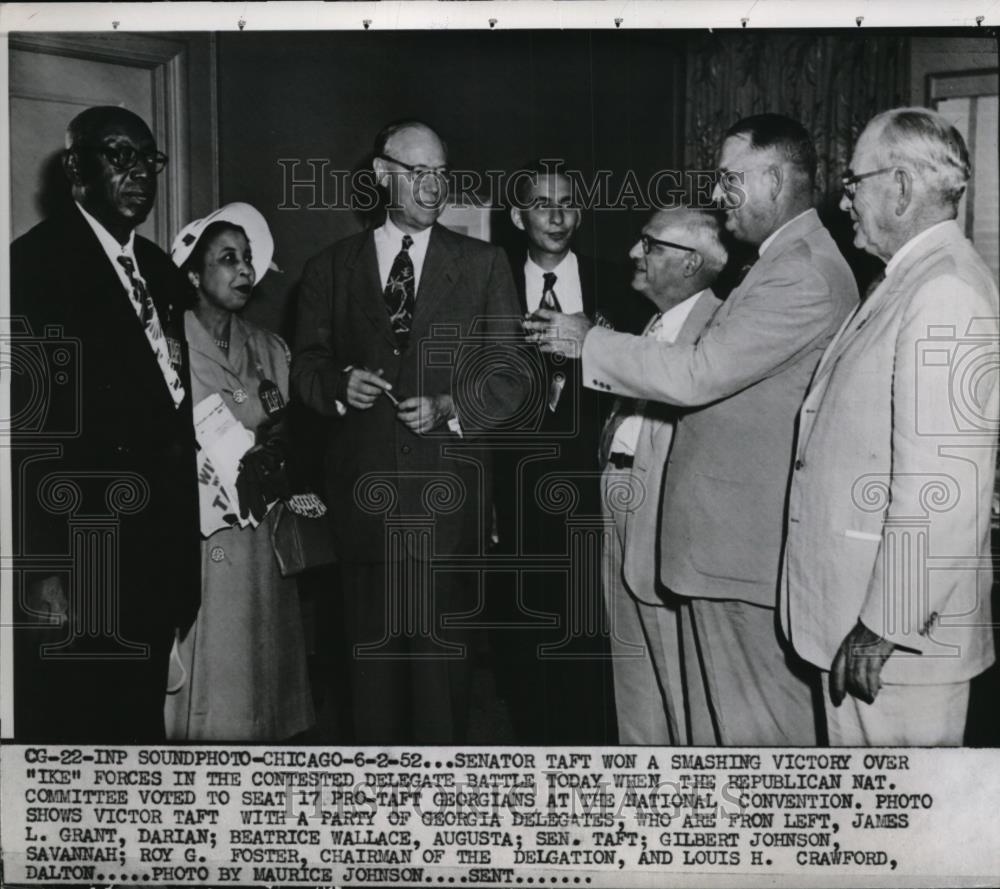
[171,202,274,284]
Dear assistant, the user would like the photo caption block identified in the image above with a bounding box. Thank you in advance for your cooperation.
[2,746,998,887]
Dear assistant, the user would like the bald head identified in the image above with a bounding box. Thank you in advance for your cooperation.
[66,106,153,153]
[374,120,447,163]
[372,119,449,233]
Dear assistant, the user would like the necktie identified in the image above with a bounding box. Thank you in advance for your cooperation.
[384,234,415,349]
[863,268,887,300]
[116,255,185,407]
[541,272,561,311]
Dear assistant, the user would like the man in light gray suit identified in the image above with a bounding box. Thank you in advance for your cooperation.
[528,114,858,744]
[599,208,724,744]
[782,107,998,745]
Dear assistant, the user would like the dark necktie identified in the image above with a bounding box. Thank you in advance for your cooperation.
[864,268,887,300]
[116,254,184,407]
[384,234,415,349]
[541,271,561,311]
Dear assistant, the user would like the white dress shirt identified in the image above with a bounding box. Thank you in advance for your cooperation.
[524,250,584,314]
[609,291,704,456]
[76,200,144,292]
[374,216,433,293]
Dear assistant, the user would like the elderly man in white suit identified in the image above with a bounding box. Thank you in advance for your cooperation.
[599,208,724,744]
[782,107,999,745]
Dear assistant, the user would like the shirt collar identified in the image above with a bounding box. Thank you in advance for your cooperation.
[525,250,578,279]
[75,200,136,259]
[758,209,812,257]
[885,220,953,278]
[379,215,432,250]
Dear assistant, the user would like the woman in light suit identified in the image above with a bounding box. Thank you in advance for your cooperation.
[165,203,314,741]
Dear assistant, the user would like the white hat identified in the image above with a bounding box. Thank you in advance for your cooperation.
[170,202,274,284]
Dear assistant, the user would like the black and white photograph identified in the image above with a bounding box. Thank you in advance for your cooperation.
[1,1,998,885]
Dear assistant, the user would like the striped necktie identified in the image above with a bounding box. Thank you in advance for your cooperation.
[117,255,185,407]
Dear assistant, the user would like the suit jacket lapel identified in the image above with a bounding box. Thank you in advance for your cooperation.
[62,208,182,411]
[411,224,459,336]
[508,248,529,314]
[577,252,596,317]
[346,230,397,348]
[811,227,956,392]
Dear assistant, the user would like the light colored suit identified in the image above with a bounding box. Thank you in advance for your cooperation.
[584,209,858,744]
[782,221,997,742]
[602,291,720,744]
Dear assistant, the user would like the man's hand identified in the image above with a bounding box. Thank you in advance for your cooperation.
[397,395,454,434]
[522,308,593,358]
[343,368,393,410]
[830,620,897,706]
[25,575,68,623]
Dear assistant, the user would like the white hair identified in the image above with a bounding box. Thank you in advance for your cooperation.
[868,107,971,210]
[655,209,728,276]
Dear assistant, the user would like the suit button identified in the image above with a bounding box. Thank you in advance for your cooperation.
[393,348,400,356]
[794,459,804,470]
[114,444,131,456]
[401,444,411,454]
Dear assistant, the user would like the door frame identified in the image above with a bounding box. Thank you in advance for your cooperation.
[9,31,218,249]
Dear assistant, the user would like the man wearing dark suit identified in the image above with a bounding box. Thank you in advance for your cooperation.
[10,106,200,742]
[292,121,527,743]
[529,115,858,745]
[491,163,652,743]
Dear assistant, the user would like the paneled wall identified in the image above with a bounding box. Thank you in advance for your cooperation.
[215,30,685,335]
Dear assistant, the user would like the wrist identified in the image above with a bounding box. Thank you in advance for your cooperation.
[335,365,353,411]
[437,394,455,421]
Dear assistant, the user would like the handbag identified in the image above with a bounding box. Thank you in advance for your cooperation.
[270,500,338,577]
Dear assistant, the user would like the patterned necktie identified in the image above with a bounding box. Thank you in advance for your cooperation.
[117,255,185,407]
[384,234,415,349]
[541,271,561,311]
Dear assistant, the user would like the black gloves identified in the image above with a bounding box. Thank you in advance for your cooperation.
[235,436,290,523]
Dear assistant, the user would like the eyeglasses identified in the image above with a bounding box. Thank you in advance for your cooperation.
[378,153,449,180]
[96,144,169,174]
[841,167,894,199]
[640,234,697,255]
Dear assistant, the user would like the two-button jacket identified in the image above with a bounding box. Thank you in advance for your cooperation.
[782,221,998,684]
[292,222,527,562]
[10,205,201,742]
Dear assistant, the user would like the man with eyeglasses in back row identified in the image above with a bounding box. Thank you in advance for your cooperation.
[10,106,201,741]
[528,114,858,745]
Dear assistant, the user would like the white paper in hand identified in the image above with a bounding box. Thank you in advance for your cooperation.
[193,393,256,532]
